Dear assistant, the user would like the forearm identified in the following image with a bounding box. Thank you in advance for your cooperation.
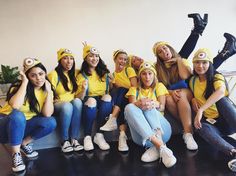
[42,90,54,117]
[177,58,192,79]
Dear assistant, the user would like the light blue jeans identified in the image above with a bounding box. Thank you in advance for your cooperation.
[124,103,172,148]
[54,98,82,141]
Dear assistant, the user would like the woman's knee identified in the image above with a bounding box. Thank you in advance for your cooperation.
[58,102,73,112]
[72,98,83,108]
[84,97,97,107]
[101,94,112,102]
[9,109,26,124]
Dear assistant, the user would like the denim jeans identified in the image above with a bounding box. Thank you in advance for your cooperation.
[82,96,112,136]
[111,87,129,125]
[54,98,83,141]
[196,97,236,156]
[0,109,56,146]
[124,103,172,148]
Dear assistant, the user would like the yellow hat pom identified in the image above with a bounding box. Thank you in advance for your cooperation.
[138,61,157,76]
[23,57,41,72]
[192,48,213,63]
[57,48,74,61]
[128,55,134,67]
[82,43,99,59]
[152,41,169,56]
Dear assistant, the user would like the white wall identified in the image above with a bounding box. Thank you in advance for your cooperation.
[0,0,236,72]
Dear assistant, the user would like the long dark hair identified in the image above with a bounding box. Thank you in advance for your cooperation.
[80,56,110,79]
[7,63,56,115]
[193,63,228,99]
[55,59,78,93]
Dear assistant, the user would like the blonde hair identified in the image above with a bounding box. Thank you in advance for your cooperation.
[155,44,181,87]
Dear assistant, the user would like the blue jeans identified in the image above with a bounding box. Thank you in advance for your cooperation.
[82,96,112,136]
[0,109,56,146]
[54,98,83,141]
[111,87,129,125]
[124,103,172,148]
[196,97,236,156]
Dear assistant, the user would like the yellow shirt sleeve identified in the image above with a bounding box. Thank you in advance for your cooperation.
[125,87,137,98]
[155,83,169,97]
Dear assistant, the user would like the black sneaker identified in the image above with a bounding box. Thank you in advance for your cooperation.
[12,152,26,172]
[21,144,38,158]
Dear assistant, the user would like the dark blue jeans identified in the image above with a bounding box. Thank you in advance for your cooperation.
[82,96,112,136]
[0,109,56,146]
[111,87,129,126]
[196,97,236,156]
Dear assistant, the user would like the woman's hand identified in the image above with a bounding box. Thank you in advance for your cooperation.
[194,108,203,129]
[45,80,52,92]
[191,98,200,113]
[171,89,181,102]
[19,71,28,84]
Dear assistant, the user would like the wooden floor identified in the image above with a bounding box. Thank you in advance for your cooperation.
[0,134,236,176]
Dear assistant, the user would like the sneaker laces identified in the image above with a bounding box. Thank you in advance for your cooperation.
[22,144,33,154]
[13,153,23,166]
[63,141,72,148]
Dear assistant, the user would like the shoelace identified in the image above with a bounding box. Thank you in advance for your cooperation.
[229,160,236,171]
[64,141,72,148]
[23,145,33,153]
[13,153,23,166]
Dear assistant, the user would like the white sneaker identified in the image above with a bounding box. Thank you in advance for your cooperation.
[100,115,118,131]
[61,141,73,153]
[21,144,38,158]
[94,133,110,150]
[228,158,236,172]
[84,136,94,151]
[141,146,160,162]
[118,133,129,152]
[160,145,177,168]
[12,152,26,172]
[71,139,84,151]
[183,133,198,150]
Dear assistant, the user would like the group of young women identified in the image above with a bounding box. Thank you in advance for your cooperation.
[1,13,236,173]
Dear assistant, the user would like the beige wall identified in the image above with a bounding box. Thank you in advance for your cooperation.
[0,0,236,72]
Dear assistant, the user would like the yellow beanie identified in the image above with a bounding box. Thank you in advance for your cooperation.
[57,48,74,61]
[138,61,157,76]
[23,57,41,72]
[192,48,213,63]
[83,44,99,59]
[113,49,127,61]
[152,41,169,56]
[128,55,134,67]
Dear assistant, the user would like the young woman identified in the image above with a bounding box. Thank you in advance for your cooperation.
[124,61,176,168]
[77,43,112,151]
[189,48,236,172]
[48,48,83,153]
[0,58,56,172]
[100,49,138,152]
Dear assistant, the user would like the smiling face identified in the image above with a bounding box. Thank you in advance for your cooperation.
[193,60,210,76]
[156,45,172,61]
[114,53,128,71]
[86,53,100,68]
[131,56,144,70]
[27,67,46,89]
[60,56,74,71]
[140,69,155,88]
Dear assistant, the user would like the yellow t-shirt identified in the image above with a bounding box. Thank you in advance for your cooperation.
[48,70,78,102]
[76,70,108,97]
[113,67,137,89]
[189,74,228,119]
[0,89,48,120]
[126,82,169,101]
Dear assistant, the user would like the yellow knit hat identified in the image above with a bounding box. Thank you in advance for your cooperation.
[192,48,213,63]
[113,49,127,61]
[83,44,99,59]
[23,57,41,72]
[57,48,74,61]
[138,61,157,76]
[128,55,134,67]
[152,41,169,56]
